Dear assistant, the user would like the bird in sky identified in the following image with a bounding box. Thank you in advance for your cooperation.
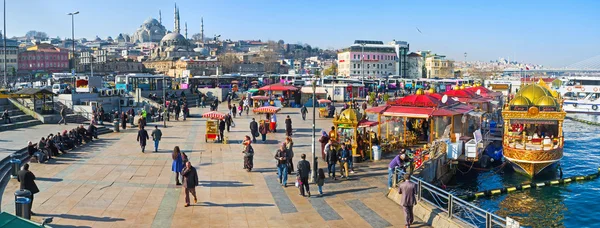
[416,27,422,34]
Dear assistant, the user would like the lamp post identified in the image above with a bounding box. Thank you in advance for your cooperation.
[310,78,317,183]
[2,0,6,88]
[360,43,365,98]
[163,76,167,128]
[67,11,79,86]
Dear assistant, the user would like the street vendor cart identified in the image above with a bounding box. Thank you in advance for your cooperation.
[202,111,225,142]
[333,109,363,161]
[253,106,281,132]
[318,99,332,118]
[251,95,270,107]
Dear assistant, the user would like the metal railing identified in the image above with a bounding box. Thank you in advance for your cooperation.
[395,168,510,228]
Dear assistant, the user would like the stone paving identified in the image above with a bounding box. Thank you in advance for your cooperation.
[1,104,430,228]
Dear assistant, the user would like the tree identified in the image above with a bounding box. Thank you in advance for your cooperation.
[25,30,48,40]
[323,64,337,76]
[218,53,240,73]
[191,33,202,42]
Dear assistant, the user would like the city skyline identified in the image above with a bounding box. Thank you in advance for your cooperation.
[4,0,599,67]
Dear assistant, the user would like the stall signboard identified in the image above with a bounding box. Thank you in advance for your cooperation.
[539,106,557,112]
[510,106,528,111]
[509,119,558,125]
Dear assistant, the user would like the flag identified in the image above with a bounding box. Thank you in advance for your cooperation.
[525,66,530,70]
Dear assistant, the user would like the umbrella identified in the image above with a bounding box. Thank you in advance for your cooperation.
[251,95,270,101]
[317,99,332,104]
[253,106,281,114]
[231,80,239,84]
[202,111,226,120]
[393,94,442,107]
[247,88,259,93]
[251,81,259,84]
[259,83,298,91]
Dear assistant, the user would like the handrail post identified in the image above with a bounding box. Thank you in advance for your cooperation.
[486,212,492,228]
[448,194,453,218]
[417,179,422,201]
[393,168,398,188]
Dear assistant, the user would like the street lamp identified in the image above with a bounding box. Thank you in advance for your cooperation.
[67,11,79,86]
[360,43,366,98]
[2,0,7,88]
[310,78,317,183]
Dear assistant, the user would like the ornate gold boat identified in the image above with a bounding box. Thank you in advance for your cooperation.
[501,79,565,177]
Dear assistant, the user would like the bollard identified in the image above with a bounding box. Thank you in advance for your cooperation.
[14,189,31,220]
[393,170,398,188]
[113,120,120,132]
[10,156,21,179]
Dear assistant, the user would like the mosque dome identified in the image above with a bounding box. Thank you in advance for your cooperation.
[161,32,186,44]
[518,84,550,103]
[193,47,209,56]
[509,96,532,107]
[534,96,558,107]
[143,18,160,25]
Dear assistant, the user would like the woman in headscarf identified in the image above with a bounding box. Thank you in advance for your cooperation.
[242,136,254,172]
[318,131,330,160]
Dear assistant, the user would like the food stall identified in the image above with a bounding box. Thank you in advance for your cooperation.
[357,119,379,160]
[253,106,282,132]
[333,109,362,161]
[251,95,270,107]
[202,111,225,142]
[318,99,332,118]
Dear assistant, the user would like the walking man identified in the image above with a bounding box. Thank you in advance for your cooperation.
[285,115,293,136]
[300,105,308,121]
[250,118,259,143]
[137,125,149,153]
[218,119,226,142]
[259,121,268,142]
[325,141,338,180]
[225,114,234,132]
[2,109,10,124]
[151,125,163,152]
[296,154,311,197]
[182,161,198,207]
[17,164,39,215]
[58,106,67,125]
[398,174,417,227]
[274,143,289,187]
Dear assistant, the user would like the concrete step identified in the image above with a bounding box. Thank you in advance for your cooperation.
[3,114,34,123]
[0,119,43,132]
[0,109,24,116]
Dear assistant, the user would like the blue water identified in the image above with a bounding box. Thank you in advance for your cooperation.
[451,119,600,228]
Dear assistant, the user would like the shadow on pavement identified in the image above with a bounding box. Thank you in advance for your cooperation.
[327,186,378,195]
[34,213,125,222]
[199,180,253,188]
[35,177,64,182]
[195,202,274,208]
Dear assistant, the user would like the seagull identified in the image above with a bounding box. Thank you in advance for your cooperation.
[416,27,422,34]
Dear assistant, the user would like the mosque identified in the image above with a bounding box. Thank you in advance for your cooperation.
[149,4,200,60]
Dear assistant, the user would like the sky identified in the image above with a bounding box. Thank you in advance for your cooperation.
[5,0,600,67]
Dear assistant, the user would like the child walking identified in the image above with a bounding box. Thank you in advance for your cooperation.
[317,168,326,196]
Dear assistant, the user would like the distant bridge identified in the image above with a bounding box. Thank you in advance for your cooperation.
[503,55,600,76]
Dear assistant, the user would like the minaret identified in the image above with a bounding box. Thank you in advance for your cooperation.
[159,10,162,24]
[185,22,188,39]
[200,17,204,43]
[173,3,180,34]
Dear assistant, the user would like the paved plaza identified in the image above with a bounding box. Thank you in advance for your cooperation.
[0,105,428,228]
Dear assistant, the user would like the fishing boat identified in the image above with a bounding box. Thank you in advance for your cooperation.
[557,77,600,113]
[501,79,566,177]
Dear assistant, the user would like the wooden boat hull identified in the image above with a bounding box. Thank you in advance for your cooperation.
[502,146,563,177]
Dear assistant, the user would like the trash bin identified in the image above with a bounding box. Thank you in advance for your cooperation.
[372,145,381,161]
[113,120,120,132]
[10,156,21,179]
[14,189,31,220]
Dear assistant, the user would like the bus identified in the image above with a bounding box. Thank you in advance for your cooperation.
[181,75,239,90]
[115,73,172,92]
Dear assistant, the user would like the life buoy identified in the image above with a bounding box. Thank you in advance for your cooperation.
[594,87,598,92]
[573,103,577,108]
[567,87,572,91]
[593,105,598,111]
[581,87,586,92]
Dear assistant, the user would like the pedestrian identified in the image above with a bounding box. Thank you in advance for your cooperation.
[2,109,10,124]
[225,114,234,132]
[339,144,350,179]
[58,106,67,125]
[182,161,198,207]
[250,118,259,143]
[325,141,338,180]
[329,126,337,142]
[242,136,254,172]
[319,131,330,160]
[175,101,181,121]
[274,143,289,187]
[317,168,325,196]
[218,119,226,142]
[285,115,292,136]
[201,96,206,108]
[270,113,277,132]
[151,125,162,152]
[285,137,294,174]
[296,154,311,197]
[300,105,308,120]
[17,164,39,215]
[398,174,417,227]
[183,104,188,120]
[259,121,268,142]
[137,125,149,153]
[238,104,243,116]
[232,104,237,118]
[388,152,406,189]
[172,146,185,185]
[121,112,127,130]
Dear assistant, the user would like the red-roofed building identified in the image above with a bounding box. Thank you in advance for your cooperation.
[18,43,69,73]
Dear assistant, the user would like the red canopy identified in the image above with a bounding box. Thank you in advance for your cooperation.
[383,106,435,118]
[259,83,298,91]
[317,99,332,104]
[465,86,503,98]
[358,119,379,128]
[443,89,477,98]
[202,111,226,120]
[253,106,281,114]
[392,94,442,107]
[365,106,389,114]
[251,95,270,101]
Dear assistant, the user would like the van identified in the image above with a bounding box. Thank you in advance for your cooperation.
[52,84,68,94]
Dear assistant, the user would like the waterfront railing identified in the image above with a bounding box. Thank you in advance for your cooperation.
[395,168,514,228]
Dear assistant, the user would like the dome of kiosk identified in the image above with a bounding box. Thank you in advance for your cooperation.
[510,96,532,107]
[337,108,360,124]
[453,86,460,90]
[428,88,435,94]
[534,96,558,107]
[517,84,550,104]
[415,89,424,95]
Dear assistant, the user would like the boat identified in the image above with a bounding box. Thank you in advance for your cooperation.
[557,77,600,113]
[501,79,566,177]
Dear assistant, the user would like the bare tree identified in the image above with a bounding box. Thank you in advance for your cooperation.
[218,53,240,73]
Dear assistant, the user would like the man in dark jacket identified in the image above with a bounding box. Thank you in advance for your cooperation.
[182,161,198,207]
[249,118,259,143]
[296,154,311,197]
[398,174,417,227]
[218,119,226,142]
[274,144,289,187]
[151,125,162,152]
[325,142,338,180]
[17,164,39,215]
[87,123,98,139]
[137,126,149,153]
[224,114,234,132]
[285,115,292,136]
[300,105,308,120]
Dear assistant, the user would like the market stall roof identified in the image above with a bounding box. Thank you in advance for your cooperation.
[251,95,270,101]
[317,99,331,104]
[259,83,298,91]
[365,105,389,114]
[202,111,226,120]
[0,212,44,227]
[253,106,281,114]
[358,119,379,128]
[391,94,442,107]
[465,86,503,98]
[383,106,435,118]
[453,96,493,103]
[300,86,327,94]
[431,108,460,116]
[443,89,477,98]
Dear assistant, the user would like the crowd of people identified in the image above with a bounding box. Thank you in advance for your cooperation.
[27,124,98,163]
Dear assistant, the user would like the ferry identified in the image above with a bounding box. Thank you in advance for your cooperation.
[557,77,600,113]
[502,79,565,177]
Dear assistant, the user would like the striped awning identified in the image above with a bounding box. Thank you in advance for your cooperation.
[253,106,281,114]
[202,111,226,120]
